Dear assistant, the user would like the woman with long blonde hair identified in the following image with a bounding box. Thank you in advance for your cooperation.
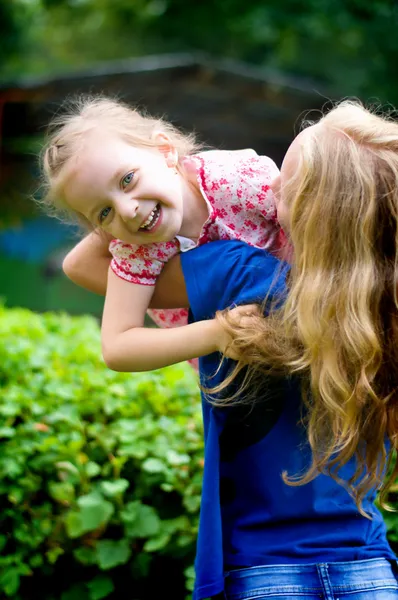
[58,100,398,599]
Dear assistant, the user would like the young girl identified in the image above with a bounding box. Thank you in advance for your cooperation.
[41,96,286,371]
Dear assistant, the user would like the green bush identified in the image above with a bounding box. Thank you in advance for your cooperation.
[2,304,398,599]
[0,305,203,599]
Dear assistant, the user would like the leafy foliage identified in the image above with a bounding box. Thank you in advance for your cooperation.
[1,0,398,104]
[0,304,203,598]
[1,303,398,597]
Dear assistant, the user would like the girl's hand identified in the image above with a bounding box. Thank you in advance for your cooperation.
[217,304,262,359]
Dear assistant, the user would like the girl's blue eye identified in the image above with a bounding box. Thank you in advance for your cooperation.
[99,207,112,223]
[122,171,134,188]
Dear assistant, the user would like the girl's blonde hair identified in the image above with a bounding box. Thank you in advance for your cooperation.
[217,100,398,512]
[40,95,202,224]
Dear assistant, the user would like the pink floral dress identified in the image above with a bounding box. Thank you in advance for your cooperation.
[109,149,285,332]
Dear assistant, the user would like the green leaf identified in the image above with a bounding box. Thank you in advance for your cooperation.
[46,546,64,564]
[78,493,114,526]
[118,443,147,459]
[142,458,165,473]
[65,493,114,538]
[7,487,24,504]
[49,481,75,504]
[29,554,44,568]
[87,575,114,600]
[121,501,160,538]
[95,539,131,570]
[55,461,79,476]
[40,518,53,536]
[74,547,97,565]
[0,568,20,596]
[165,449,190,466]
[184,565,196,592]
[184,495,201,513]
[65,511,86,539]
[0,427,16,439]
[184,565,195,579]
[85,461,101,478]
[143,532,171,552]
[160,483,174,492]
[100,479,129,497]
[1,458,24,478]
[0,404,20,417]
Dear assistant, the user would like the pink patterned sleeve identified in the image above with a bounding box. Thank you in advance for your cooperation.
[109,239,180,286]
[236,153,280,221]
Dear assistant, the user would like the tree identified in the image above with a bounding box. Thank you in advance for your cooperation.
[1,0,398,104]
[0,0,28,72]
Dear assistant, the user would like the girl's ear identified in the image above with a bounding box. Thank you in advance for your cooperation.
[152,131,179,168]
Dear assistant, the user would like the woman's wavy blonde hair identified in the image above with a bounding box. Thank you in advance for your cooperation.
[39,95,202,224]
[216,100,398,512]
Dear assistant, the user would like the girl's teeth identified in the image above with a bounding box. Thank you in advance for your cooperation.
[140,205,160,230]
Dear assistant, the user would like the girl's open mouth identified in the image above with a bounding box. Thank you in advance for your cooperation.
[139,204,161,232]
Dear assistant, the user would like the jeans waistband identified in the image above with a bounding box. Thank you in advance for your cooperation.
[224,557,398,596]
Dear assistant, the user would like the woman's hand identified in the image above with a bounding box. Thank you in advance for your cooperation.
[216,304,262,359]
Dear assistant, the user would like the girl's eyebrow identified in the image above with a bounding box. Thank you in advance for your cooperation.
[112,166,125,184]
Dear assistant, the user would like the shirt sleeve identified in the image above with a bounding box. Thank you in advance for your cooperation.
[109,238,180,286]
[233,152,280,222]
[181,239,287,322]
[195,149,280,223]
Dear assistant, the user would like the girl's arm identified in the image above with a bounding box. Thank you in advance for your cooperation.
[101,268,221,372]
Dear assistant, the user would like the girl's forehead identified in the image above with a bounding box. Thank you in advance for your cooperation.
[79,131,156,163]
[75,136,130,171]
[281,124,318,176]
[63,132,161,190]
[80,129,123,153]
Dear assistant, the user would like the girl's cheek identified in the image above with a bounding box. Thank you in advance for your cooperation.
[270,176,281,206]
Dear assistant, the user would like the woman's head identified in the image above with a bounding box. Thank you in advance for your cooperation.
[220,101,398,510]
[272,102,398,250]
[40,96,202,243]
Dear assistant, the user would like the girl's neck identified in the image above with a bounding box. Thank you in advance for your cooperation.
[178,158,209,240]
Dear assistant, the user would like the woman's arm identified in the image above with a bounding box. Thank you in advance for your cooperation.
[63,230,112,296]
[101,268,222,372]
[63,232,188,309]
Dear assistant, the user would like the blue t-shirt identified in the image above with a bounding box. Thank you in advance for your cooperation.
[181,240,395,600]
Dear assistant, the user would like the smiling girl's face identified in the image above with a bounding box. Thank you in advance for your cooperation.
[61,131,190,244]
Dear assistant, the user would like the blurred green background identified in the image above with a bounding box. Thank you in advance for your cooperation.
[1,0,397,316]
[2,0,397,98]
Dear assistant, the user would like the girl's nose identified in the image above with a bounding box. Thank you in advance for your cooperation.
[117,197,139,224]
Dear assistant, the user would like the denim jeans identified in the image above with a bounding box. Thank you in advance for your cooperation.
[219,558,398,599]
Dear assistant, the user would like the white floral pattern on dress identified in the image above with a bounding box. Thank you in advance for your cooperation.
[110,149,285,334]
